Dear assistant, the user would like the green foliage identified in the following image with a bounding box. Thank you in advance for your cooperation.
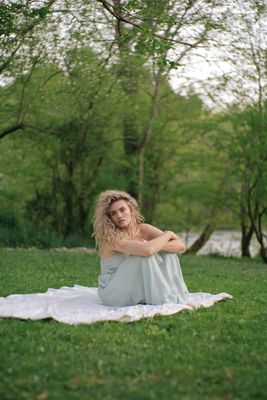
[0,0,56,80]
[0,205,94,249]
[0,3,16,35]
[0,54,245,243]
[0,2,50,35]
[214,103,267,232]
[0,1,266,252]
[0,49,129,239]
[0,250,266,399]
[0,206,58,248]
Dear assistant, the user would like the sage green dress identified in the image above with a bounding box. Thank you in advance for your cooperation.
[98,252,189,307]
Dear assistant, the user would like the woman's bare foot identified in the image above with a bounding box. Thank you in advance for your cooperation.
[187,303,195,309]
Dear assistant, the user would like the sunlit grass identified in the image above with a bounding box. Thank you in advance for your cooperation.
[0,249,266,400]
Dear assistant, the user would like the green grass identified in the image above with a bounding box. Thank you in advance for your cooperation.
[0,249,266,400]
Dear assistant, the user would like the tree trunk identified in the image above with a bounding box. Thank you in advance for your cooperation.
[112,0,139,198]
[142,171,160,224]
[247,196,267,263]
[64,184,74,237]
[122,115,139,198]
[260,246,267,263]
[241,222,254,257]
[186,222,215,254]
[137,78,160,207]
[63,161,76,237]
[78,197,87,237]
[137,146,145,207]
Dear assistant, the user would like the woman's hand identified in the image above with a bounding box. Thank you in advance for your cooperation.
[164,231,179,241]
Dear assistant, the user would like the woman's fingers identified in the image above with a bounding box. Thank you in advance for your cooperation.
[165,231,178,240]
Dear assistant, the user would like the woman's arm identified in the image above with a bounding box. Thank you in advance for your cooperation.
[112,231,178,257]
[140,223,186,253]
[161,239,186,253]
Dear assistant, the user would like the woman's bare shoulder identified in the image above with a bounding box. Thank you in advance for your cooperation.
[139,223,164,239]
[139,223,155,229]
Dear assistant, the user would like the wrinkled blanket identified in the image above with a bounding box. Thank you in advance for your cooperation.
[0,285,233,325]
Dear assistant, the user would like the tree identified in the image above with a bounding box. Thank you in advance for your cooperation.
[0,1,60,138]
[221,105,267,261]
[219,0,267,260]
[106,0,228,205]
[0,48,125,238]
[153,95,231,250]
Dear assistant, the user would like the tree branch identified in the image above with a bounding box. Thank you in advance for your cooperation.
[97,0,198,47]
[0,124,25,140]
[0,0,58,75]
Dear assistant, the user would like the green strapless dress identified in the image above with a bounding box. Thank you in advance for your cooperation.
[98,252,189,307]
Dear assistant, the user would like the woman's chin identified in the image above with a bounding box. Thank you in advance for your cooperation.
[118,222,131,230]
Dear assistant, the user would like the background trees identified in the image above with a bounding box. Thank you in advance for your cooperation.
[0,0,266,261]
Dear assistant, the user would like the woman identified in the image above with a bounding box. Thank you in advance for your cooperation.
[93,190,191,308]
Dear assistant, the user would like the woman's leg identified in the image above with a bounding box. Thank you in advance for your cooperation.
[98,253,189,307]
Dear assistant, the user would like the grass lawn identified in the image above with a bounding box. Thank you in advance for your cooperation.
[0,249,266,400]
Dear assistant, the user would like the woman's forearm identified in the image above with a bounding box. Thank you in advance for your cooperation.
[113,231,176,257]
[143,231,177,256]
[161,239,186,253]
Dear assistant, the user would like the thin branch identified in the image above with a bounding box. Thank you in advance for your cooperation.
[0,0,58,75]
[97,0,198,47]
[0,124,25,140]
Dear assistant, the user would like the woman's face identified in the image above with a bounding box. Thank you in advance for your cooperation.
[109,199,132,230]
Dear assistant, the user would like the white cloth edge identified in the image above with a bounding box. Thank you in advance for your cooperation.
[0,285,233,325]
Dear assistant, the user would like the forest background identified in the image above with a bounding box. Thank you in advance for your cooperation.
[0,0,267,262]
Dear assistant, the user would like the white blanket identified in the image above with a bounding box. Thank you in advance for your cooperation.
[0,285,233,325]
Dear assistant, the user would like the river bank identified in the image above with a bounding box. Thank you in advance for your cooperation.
[179,230,260,257]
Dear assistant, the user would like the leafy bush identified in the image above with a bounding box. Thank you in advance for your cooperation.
[0,208,93,248]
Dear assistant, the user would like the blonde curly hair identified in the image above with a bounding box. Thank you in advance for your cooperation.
[92,190,144,251]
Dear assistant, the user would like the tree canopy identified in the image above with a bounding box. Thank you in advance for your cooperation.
[0,0,266,261]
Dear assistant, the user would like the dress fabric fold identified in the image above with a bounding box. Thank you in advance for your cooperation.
[98,252,190,307]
